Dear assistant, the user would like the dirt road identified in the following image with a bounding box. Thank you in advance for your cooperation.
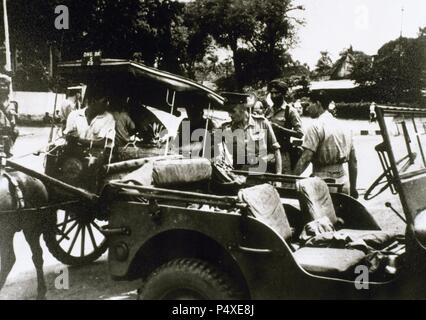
[0,256,141,300]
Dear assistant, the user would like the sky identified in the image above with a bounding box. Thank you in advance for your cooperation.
[290,0,426,68]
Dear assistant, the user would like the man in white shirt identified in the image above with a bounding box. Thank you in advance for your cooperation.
[293,90,358,197]
[369,102,377,123]
[64,90,115,148]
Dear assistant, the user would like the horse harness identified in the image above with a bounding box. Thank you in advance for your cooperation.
[1,173,25,229]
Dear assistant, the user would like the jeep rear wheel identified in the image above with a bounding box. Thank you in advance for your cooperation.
[138,258,245,300]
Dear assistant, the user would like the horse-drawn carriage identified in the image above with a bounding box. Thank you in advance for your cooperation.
[35,56,227,266]
[1,56,426,299]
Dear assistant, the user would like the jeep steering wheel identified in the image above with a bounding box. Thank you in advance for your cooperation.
[364,154,415,200]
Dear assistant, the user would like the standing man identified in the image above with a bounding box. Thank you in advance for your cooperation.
[293,90,358,197]
[369,102,377,123]
[61,88,82,125]
[0,74,18,157]
[265,80,303,173]
[252,100,265,115]
[294,99,303,116]
[221,95,282,174]
[328,100,337,117]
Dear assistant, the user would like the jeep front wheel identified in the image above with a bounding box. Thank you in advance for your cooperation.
[138,258,245,300]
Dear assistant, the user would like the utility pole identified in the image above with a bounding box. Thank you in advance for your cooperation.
[3,0,11,72]
[397,6,404,106]
[3,0,13,98]
[49,43,53,77]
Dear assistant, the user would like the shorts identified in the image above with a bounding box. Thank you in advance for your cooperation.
[313,164,349,195]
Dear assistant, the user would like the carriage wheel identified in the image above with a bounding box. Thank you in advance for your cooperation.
[43,208,108,266]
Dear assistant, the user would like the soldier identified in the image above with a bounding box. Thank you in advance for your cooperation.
[265,80,303,173]
[221,94,282,174]
[293,90,358,197]
[0,75,18,157]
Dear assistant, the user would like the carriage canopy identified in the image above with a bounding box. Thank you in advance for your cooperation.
[58,57,225,113]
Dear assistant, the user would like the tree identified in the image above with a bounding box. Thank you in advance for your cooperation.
[352,32,426,104]
[187,0,304,88]
[2,0,304,91]
[0,0,65,90]
[350,52,374,85]
[312,51,333,80]
[1,0,213,89]
[329,46,371,80]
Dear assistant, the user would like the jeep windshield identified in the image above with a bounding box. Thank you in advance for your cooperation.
[377,106,426,179]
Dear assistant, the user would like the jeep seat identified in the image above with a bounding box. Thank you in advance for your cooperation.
[296,177,391,240]
[239,184,366,276]
[293,247,365,275]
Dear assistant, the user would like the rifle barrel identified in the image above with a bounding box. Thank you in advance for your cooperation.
[6,159,98,202]
[271,123,303,139]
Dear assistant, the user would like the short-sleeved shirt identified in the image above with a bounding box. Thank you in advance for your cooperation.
[0,103,17,128]
[302,111,354,172]
[223,115,280,170]
[265,101,303,145]
[113,111,136,147]
[64,108,116,144]
[61,98,79,121]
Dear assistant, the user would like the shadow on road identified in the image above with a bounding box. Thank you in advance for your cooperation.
[0,259,141,300]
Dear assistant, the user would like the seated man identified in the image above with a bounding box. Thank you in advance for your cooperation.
[112,102,150,161]
[64,88,115,151]
[113,108,136,145]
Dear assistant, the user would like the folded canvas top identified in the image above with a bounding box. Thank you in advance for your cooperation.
[120,157,212,187]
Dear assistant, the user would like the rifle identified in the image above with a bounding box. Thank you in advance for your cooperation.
[271,122,303,139]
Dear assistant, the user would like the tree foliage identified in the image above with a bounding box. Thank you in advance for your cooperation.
[0,0,303,91]
[352,31,426,104]
[312,51,333,80]
[0,0,214,90]
[186,0,304,88]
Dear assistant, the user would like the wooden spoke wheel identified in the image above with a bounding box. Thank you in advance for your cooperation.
[43,207,108,266]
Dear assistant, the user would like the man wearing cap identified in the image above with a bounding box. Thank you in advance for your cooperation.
[265,80,303,173]
[293,90,358,197]
[221,94,282,174]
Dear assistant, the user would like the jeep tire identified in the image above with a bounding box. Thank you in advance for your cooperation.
[138,258,245,300]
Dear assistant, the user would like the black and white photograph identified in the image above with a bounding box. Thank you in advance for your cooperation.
[0,0,425,305]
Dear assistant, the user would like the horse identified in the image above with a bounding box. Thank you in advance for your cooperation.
[0,171,49,299]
